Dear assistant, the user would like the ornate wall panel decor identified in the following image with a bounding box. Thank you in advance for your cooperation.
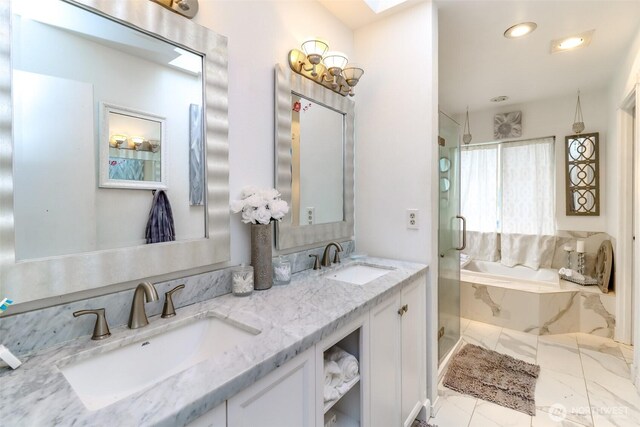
[565,132,599,216]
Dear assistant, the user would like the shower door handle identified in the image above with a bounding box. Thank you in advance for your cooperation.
[455,215,466,251]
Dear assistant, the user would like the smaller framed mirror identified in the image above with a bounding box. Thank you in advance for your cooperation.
[99,103,166,190]
[565,132,599,216]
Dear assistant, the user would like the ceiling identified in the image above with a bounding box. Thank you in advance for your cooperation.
[318,0,640,115]
[437,0,640,115]
[318,0,423,29]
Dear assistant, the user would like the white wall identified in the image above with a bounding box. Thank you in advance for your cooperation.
[354,0,438,406]
[354,2,435,263]
[458,88,610,233]
[194,0,354,262]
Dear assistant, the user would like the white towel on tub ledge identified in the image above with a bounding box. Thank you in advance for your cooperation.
[500,233,557,270]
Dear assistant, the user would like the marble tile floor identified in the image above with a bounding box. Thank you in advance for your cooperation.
[432,319,637,427]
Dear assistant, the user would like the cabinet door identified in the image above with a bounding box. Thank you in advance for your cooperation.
[369,292,402,427]
[186,402,226,427]
[401,277,426,427]
[227,347,315,427]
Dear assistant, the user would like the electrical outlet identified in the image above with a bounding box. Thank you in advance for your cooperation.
[406,209,419,229]
[306,207,315,225]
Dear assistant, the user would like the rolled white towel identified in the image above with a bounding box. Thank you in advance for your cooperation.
[324,385,340,403]
[326,346,359,382]
[324,360,343,387]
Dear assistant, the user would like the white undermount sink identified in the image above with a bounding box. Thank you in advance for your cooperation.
[325,263,395,285]
[59,316,260,410]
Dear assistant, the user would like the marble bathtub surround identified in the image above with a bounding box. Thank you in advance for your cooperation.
[0,241,354,358]
[0,256,423,426]
[433,319,636,427]
[460,280,616,337]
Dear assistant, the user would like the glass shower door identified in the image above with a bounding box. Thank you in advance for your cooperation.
[438,111,461,362]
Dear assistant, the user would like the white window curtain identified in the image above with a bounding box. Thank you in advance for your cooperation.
[460,145,499,261]
[461,145,498,232]
[460,137,556,269]
[501,138,555,235]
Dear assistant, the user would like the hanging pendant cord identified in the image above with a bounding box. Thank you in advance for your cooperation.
[574,91,583,124]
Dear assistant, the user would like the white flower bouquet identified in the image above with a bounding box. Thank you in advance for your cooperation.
[230,186,290,225]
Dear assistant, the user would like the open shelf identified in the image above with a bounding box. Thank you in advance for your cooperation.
[324,375,360,413]
[332,409,359,427]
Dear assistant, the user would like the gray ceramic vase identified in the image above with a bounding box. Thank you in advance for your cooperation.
[251,223,273,290]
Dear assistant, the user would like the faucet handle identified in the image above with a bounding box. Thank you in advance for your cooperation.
[333,248,342,264]
[162,284,185,318]
[73,308,111,340]
[309,254,321,270]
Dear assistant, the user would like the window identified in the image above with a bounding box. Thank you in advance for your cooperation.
[461,137,555,236]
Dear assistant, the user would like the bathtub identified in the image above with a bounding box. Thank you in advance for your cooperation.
[459,259,616,336]
[461,260,559,291]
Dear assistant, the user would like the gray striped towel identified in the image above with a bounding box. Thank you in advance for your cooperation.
[145,190,175,244]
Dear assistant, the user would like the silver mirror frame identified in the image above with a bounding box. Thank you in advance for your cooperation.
[0,0,230,305]
[274,64,354,250]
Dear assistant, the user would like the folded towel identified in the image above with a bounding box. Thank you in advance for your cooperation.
[324,360,343,387]
[324,385,340,403]
[326,346,359,382]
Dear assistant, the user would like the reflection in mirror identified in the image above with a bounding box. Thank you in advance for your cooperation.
[11,0,205,260]
[101,104,166,188]
[439,157,451,173]
[275,64,354,250]
[440,177,451,192]
[290,94,344,225]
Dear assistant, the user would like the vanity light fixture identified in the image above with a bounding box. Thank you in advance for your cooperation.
[289,40,364,97]
[131,136,145,150]
[551,30,594,53]
[110,134,128,148]
[504,22,537,39]
[149,0,199,19]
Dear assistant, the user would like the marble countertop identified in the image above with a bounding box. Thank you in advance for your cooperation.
[0,257,427,426]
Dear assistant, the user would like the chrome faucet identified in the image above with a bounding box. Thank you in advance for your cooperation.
[128,282,159,329]
[321,242,343,267]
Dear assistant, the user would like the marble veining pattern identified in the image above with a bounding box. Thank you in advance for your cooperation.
[0,256,424,426]
[0,241,354,358]
[432,319,636,427]
[461,280,615,337]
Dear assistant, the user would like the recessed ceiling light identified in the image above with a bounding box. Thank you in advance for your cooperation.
[551,30,594,53]
[490,96,509,103]
[504,22,537,39]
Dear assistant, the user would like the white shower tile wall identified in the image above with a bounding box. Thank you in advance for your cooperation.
[0,241,354,357]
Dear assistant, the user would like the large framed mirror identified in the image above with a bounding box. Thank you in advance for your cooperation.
[275,64,354,250]
[0,0,230,306]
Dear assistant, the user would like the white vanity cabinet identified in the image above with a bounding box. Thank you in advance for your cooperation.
[370,277,426,427]
[227,347,316,427]
[187,402,226,427]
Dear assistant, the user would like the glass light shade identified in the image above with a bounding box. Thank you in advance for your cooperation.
[323,51,348,71]
[301,39,328,58]
[131,136,145,144]
[342,67,364,86]
[111,134,128,146]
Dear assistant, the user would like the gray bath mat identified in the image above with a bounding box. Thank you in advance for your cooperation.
[443,344,540,415]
